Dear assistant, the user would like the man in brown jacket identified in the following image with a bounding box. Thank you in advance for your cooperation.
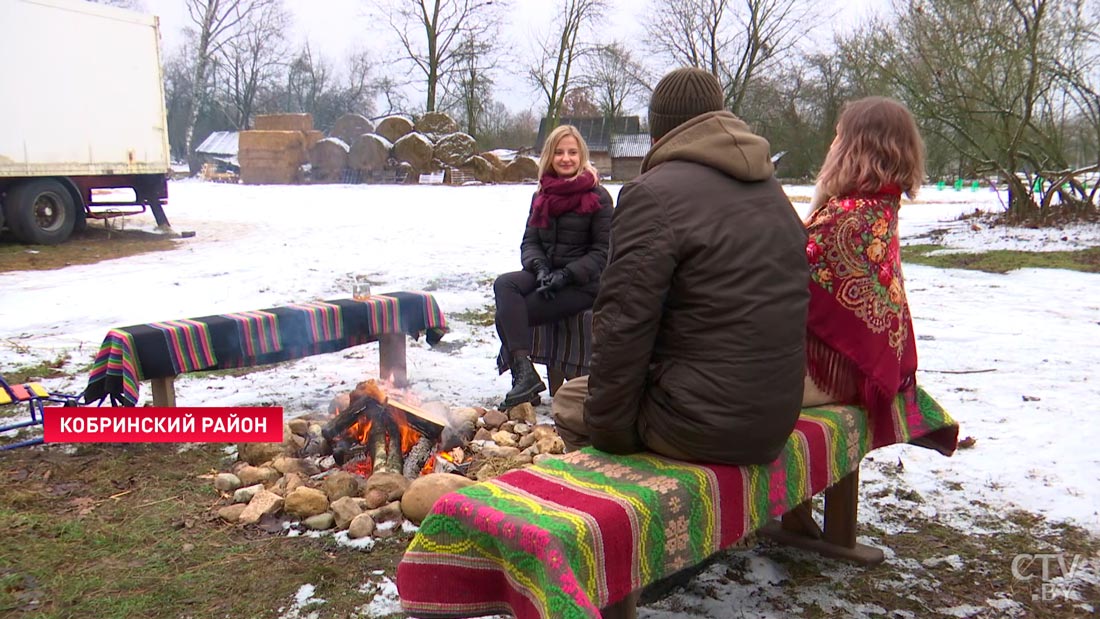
[552,67,809,465]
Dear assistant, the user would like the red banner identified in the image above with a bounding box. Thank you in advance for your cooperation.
[42,407,283,443]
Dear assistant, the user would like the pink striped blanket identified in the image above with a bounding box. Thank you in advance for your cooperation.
[398,386,958,618]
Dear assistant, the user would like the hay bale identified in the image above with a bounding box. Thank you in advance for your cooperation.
[330,114,374,148]
[393,132,434,171]
[253,113,313,131]
[501,156,539,182]
[310,138,350,182]
[349,133,393,171]
[239,130,306,152]
[375,116,414,144]
[415,111,459,136]
[480,151,505,169]
[433,132,477,167]
[240,162,301,185]
[304,130,324,147]
[460,155,496,184]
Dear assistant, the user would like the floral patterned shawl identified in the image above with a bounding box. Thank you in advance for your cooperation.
[804,186,918,422]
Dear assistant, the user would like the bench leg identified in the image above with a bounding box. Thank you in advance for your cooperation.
[150,376,178,409]
[760,468,885,565]
[547,367,565,396]
[378,333,408,387]
[151,376,177,407]
[600,590,639,619]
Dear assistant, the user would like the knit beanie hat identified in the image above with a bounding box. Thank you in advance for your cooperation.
[648,67,725,141]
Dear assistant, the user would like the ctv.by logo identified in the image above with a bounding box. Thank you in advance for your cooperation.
[1011,553,1093,602]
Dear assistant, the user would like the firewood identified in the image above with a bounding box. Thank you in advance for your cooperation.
[403,436,435,479]
[322,395,386,443]
[368,417,390,472]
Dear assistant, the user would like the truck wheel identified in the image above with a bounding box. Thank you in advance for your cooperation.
[7,179,77,245]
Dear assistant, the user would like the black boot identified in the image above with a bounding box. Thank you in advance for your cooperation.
[499,355,546,410]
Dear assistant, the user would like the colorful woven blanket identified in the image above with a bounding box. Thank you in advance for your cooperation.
[497,309,592,380]
[82,292,448,406]
[397,387,958,619]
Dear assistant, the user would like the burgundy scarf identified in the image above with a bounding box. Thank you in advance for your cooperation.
[528,170,602,228]
[804,186,918,436]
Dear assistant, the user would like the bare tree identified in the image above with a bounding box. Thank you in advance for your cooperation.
[214,1,292,129]
[479,101,538,149]
[374,0,508,113]
[527,0,608,127]
[840,0,1098,220]
[579,42,651,119]
[181,0,280,157]
[278,46,379,131]
[441,36,497,137]
[643,0,818,113]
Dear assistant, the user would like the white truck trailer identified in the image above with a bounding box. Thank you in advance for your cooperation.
[0,0,172,245]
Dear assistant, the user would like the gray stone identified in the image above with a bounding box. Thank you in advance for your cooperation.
[213,473,242,493]
[330,496,363,530]
[491,430,518,448]
[302,512,335,531]
[237,465,280,487]
[233,483,265,504]
[347,513,377,539]
[482,409,507,429]
[237,441,286,466]
[284,486,330,518]
[323,470,362,501]
[365,471,410,502]
[217,503,247,523]
[507,402,537,424]
[400,473,475,524]
[367,500,406,524]
[239,490,284,525]
[287,418,310,436]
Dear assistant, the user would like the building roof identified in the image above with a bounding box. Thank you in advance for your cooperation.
[195,131,239,156]
[535,116,642,153]
[610,133,651,158]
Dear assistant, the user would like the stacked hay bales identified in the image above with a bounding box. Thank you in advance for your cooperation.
[309,138,351,183]
[501,156,539,182]
[240,114,323,185]
[329,114,374,148]
[256,110,536,185]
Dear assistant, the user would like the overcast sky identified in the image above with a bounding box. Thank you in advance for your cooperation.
[152,0,878,115]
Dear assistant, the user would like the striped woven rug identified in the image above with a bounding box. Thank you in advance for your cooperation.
[398,386,958,619]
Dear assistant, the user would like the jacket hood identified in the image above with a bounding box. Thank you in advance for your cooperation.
[641,110,774,181]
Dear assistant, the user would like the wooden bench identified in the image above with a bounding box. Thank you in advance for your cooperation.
[81,292,447,407]
[397,387,959,619]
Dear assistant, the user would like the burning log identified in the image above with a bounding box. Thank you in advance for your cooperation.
[323,395,387,443]
[322,380,453,478]
[403,436,436,479]
[368,413,403,474]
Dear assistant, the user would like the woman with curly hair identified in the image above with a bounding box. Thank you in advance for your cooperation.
[802,97,926,426]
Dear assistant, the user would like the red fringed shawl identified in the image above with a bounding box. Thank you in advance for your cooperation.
[528,170,603,228]
[804,187,918,422]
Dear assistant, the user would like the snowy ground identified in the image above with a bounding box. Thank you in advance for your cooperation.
[1,180,1098,617]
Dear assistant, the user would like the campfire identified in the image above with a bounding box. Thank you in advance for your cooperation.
[211,377,569,539]
[322,380,469,480]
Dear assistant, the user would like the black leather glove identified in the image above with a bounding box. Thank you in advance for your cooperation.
[537,269,570,299]
[532,259,551,286]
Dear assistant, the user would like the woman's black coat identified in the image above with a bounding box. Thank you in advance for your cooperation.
[519,185,613,294]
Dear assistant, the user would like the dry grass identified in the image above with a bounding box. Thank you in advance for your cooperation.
[0,443,409,619]
[0,222,179,273]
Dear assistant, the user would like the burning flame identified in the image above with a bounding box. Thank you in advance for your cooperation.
[335,379,442,478]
